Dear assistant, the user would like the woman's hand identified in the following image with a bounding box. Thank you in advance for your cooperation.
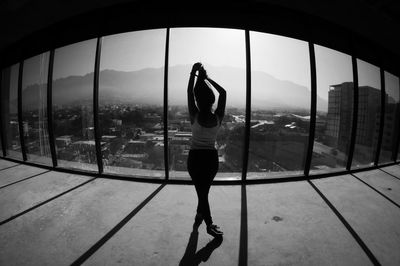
[192,62,202,73]
[198,66,208,80]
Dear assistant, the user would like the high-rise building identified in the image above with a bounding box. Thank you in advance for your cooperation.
[326,83,384,154]
[356,86,381,146]
[325,82,353,152]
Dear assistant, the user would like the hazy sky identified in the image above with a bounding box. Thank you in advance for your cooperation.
[169,27,245,68]
[53,38,97,80]
[9,64,19,97]
[357,58,381,89]
[22,52,49,90]
[1,64,19,113]
[101,29,166,71]
[250,31,310,88]
[385,71,400,101]
[315,45,353,101]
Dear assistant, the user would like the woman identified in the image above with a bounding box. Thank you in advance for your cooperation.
[187,62,226,238]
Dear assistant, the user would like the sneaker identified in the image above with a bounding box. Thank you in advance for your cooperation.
[193,213,203,228]
[206,224,223,238]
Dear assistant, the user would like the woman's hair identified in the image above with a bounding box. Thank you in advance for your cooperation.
[194,77,215,112]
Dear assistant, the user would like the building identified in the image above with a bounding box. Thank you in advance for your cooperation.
[325,82,354,152]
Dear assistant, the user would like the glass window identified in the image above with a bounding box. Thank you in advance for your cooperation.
[248,31,310,179]
[21,53,52,165]
[0,125,2,155]
[0,98,3,155]
[1,64,22,160]
[351,59,381,168]
[310,45,353,174]
[168,28,246,180]
[99,29,166,178]
[52,39,98,172]
[379,72,399,163]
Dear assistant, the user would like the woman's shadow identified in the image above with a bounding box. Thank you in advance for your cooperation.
[179,227,223,266]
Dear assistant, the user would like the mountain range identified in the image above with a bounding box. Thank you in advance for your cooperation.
[21,65,328,111]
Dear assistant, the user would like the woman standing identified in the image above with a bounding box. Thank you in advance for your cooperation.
[187,62,226,238]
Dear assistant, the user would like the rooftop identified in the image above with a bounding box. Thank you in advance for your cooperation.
[0,158,399,265]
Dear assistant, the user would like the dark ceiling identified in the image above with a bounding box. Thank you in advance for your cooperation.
[0,0,399,58]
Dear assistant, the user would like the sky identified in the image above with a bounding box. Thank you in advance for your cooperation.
[314,45,353,101]
[53,38,97,80]
[22,52,49,90]
[101,29,166,71]
[385,71,400,101]
[19,27,396,104]
[250,31,310,88]
[169,27,245,69]
[357,58,381,89]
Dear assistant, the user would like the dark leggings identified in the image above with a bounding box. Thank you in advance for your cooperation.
[187,149,219,226]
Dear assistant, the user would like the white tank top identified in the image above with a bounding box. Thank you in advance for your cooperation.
[191,114,220,150]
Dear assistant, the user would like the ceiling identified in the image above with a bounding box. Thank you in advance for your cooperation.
[0,0,399,57]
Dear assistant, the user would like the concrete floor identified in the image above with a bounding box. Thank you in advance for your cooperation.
[0,159,399,265]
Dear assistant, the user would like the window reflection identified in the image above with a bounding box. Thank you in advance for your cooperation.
[52,39,98,172]
[168,28,246,180]
[310,45,353,173]
[352,59,381,168]
[1,64,22,160]
[22,53,52,165]
[379,72,399,163]
[99,29,166,178]
[248,31,310,178]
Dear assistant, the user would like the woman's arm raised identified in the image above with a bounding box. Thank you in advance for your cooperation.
[207,77,226,122]
[187,63,202,123]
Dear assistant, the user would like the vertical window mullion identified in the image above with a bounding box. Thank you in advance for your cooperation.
[0,72,6,157]
[392,77,400,162]
[304,42,317,176]
[94,37,104,174]
[375,67,386,165]
[242,30,251,182]
[18,61,27,161]
[346,56,359,170]
[164,28,170,181]
[47,49,58,167]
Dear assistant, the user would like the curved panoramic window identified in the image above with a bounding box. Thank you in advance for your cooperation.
[1,64,22,160]
[248,31,310,178]
[22,52,52,165]
[52,39,98,172]
[0,26,399,182]
[352,59,382,168]
[168,28,246,180]
[380,72,400,163]
[99,29,166,178]
[310,45,353,174]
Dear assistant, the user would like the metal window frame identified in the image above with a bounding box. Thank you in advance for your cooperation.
[346,56,359,170]
[0,22,399,184]
[393,77,400,161]
[47,49,58,167]
[242,29,251,182]
[0,72,6,157]
[304,42,317,176]
[94,37,103,174]
[375,67,386,165]
[18,61,27,161]
[163,28,170,180]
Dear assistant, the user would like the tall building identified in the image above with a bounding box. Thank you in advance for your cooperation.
[326,83,384,154]
[356,86,381,146]
[325,82,353,152]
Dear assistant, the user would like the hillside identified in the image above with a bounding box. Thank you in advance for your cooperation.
[21,65,328,111]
